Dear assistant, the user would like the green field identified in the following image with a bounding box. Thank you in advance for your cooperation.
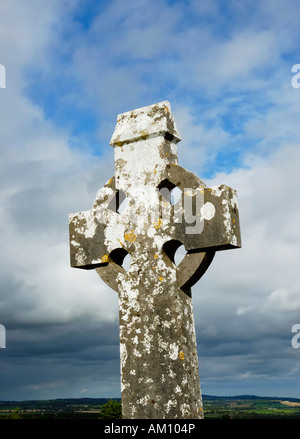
[202,395,300,419]
[1,395,300,419]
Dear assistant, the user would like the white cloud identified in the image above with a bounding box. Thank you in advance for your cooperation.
[236,306,254,316]
[173,104,233,174]
[263,287,300,313]
[0,1,118,332]
[191,136,300,394]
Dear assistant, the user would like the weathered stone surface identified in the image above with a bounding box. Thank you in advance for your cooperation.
[110,100,181,146]
[69,101,241,419]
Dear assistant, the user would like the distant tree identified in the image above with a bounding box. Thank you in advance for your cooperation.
[98,400,122,419]
[6,408,22,419]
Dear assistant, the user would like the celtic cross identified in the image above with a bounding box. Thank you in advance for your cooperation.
[69,101,241,419]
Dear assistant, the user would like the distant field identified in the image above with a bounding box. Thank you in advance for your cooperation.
[279,400,300,407]
[1,396,300,419]
[202,395,300,419]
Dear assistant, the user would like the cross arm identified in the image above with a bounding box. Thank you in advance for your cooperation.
[69,176,118,269]
[181,184,242,252]
[159,164,241,253]
[69,209,107,269]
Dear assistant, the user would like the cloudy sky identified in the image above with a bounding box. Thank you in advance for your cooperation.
[1,0,300,402]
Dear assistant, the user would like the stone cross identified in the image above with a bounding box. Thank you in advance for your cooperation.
[69,101,241,419]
